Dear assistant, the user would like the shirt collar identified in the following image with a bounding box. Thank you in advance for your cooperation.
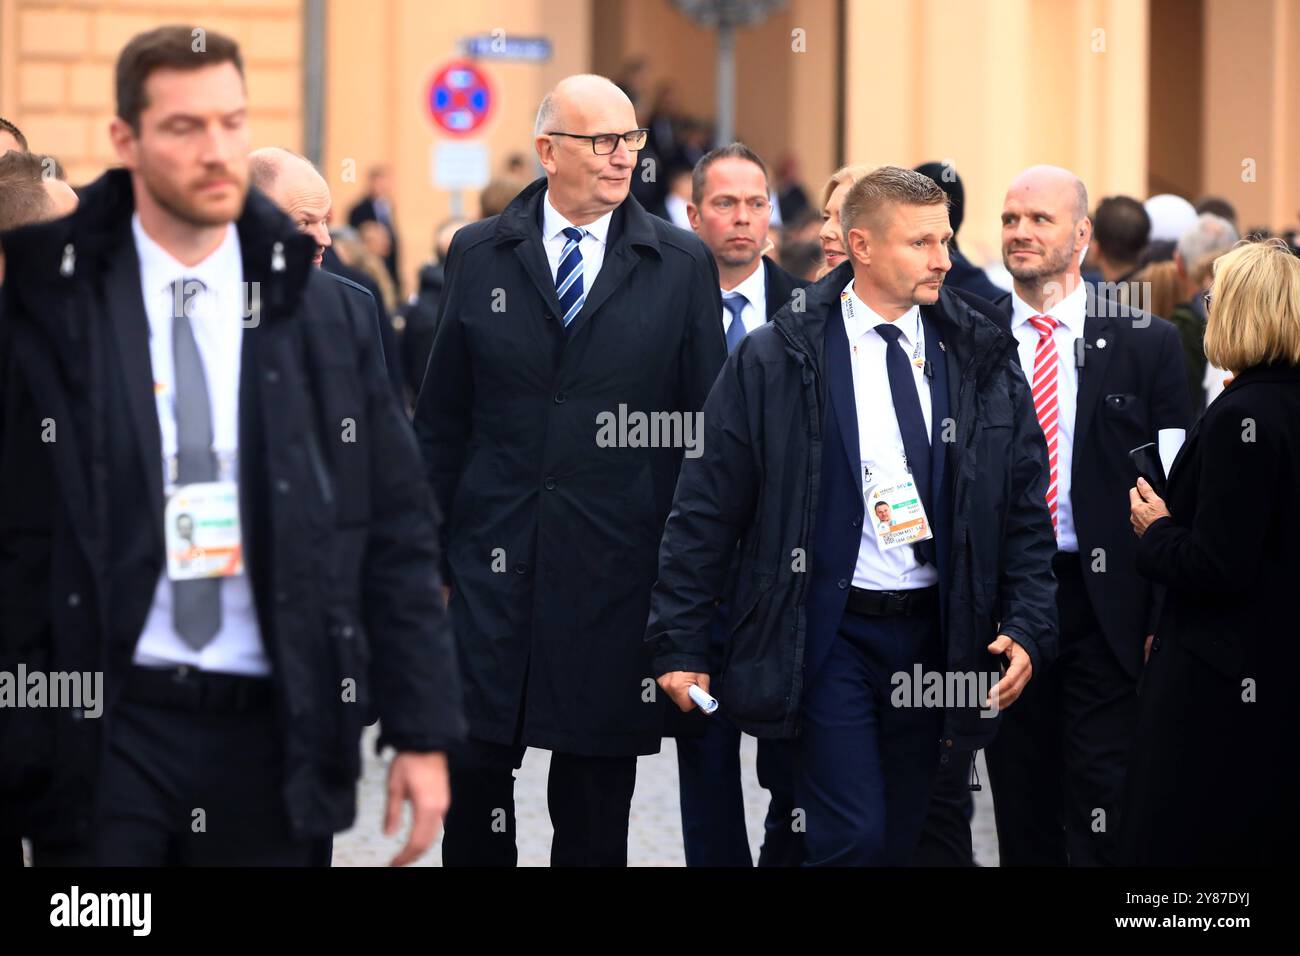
[1010,280,1087,337]
[542,189,613,247]
[842,278,921,347]
[132,213,241,298]
[724,259,766,307]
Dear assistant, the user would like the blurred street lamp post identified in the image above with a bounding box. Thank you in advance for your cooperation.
[672,0,787,146]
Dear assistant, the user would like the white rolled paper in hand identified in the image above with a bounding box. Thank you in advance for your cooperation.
[688,683,719,715]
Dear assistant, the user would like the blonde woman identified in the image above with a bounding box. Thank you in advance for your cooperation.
[1126,239,1300,864]
[816,164,871,277]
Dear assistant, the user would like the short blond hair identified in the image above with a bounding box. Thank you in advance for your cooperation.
[839,165,948,236]
[1204,239,1300,372]
[821,163,872,208]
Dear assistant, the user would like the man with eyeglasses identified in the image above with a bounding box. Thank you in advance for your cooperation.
[673,141,807,867]
[413,73,727,866]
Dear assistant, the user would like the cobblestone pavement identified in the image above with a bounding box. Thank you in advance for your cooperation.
[331,727,999,866]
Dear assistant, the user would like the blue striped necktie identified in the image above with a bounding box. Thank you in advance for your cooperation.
[555,226,586,326]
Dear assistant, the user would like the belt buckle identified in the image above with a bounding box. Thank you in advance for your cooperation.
[888,591,908,615]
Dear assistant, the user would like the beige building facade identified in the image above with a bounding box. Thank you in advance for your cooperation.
[3,0,1297,292]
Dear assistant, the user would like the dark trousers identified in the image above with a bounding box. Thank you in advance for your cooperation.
[31,669,314,866]
[442,738,637,867]
[796,605,943,866]
[913,747,976,866]
[676,717,802,867]
[985,552,1139,866]
[676,609,802,867]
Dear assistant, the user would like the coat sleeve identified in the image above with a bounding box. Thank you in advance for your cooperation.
[344,283,466,753]
[995,365,1060,674]
[1142,320,1196,633]
[647,343,759,677]
[1136,398,1278,598]
[411,230,473,583]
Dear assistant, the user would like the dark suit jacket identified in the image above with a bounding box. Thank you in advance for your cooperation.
[992,285,1192,677]
[762,256,806,319]
[1124,363,1300,864]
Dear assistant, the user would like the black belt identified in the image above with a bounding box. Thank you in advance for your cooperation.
[845,585,939,618]
[124,664,273,714]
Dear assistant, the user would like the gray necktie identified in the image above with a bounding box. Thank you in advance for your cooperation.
[170,277,222,649]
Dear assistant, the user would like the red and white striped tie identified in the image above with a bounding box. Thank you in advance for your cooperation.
[1029,315,1060,531]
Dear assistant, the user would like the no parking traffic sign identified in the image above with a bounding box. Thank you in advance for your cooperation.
[426,60,494,136]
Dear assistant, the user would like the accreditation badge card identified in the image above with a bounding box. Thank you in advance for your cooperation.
[164,481,245,581]
[865,473,934,552]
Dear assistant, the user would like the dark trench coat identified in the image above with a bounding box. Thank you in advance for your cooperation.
[413,177,727,757]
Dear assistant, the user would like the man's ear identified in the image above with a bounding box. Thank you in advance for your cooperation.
[109,117,138,170]
[1077,216,1093,253]
[686,202,700,233]
[535,135,557,176]
[848,226,870,267]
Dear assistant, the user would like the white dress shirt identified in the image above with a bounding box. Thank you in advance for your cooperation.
[842,280,938,591]
[1010,283,1087,554]
[721,258,768,338]
[541,189,613,297]
[131,214,270,676]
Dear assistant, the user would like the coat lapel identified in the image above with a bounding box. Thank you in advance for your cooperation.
[103,237,165,530]
[824,299,861,483]
[1073,285,1114,465]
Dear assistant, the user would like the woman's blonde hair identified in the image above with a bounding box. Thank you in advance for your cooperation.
[821,163,872,208]
[1204,238,1300,372]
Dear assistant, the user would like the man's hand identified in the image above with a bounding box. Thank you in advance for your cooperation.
[1129,477,1172,537]
[1144,633,1155,664]
[657,671,710,712]
[384,751,450,866]
[986,635,1033,709]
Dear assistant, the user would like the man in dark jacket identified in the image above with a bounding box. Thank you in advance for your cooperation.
[0,25,463,866]
[674,141,807,867]
[648,166,1058,866]
[413,74,726,866]
[984,166,1191,866]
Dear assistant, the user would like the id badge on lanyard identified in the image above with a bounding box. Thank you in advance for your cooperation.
[163,453,244,581]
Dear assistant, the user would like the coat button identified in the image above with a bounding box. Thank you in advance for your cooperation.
[544,477,556,490]
[276,479,291,494]
[555,392,566,404]
[67,592,81,607]
[340,625,354,639]
[1152,637,1161,651]
[837,579,848,589]
[940,754,950,765]
[514,563,529,574]
[944,738,954,748]
[265,369,280,383]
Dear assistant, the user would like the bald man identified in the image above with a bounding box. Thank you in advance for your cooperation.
[984,166,1190,866]
[413,73,726,866]
[249,147,406,404]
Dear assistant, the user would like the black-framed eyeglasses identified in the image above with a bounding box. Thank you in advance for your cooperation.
[547,128,649,155]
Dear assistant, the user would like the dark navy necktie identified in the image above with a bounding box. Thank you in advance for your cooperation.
[555,226,586,326]
[875,322,935,565]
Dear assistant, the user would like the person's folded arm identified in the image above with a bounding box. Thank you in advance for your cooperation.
[1137,403,1278,597]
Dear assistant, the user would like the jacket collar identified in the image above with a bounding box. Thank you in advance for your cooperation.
[1226,361,1300,389]
[772,260,1015,382]
[1,168,317,330]
[493,176,662,256]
